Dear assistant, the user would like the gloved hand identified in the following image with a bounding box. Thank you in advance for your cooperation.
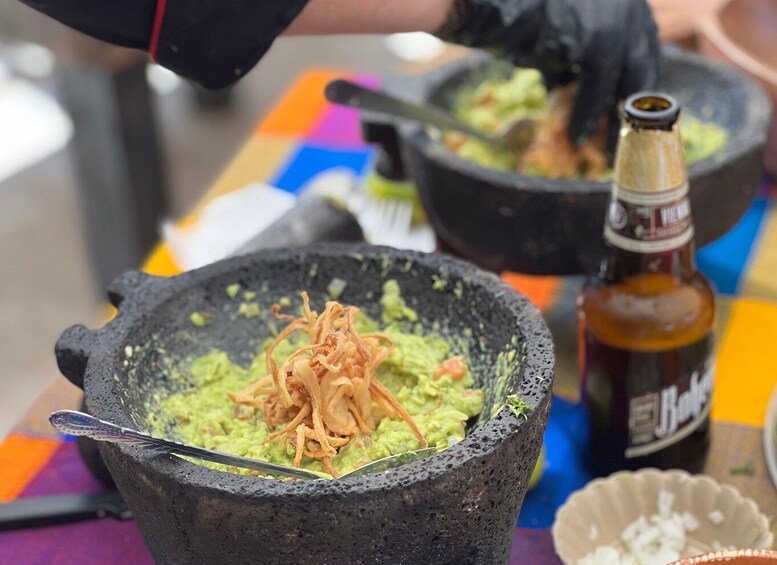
[437,0,660,143]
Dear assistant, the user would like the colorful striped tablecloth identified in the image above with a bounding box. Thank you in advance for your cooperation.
[2,70,776,564]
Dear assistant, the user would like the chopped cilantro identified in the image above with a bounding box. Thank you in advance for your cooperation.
[504,394,531,420]
[730,462,756,476]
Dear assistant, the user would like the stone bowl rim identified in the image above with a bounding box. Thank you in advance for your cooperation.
[396,45,771,196]
[72,244,555,501]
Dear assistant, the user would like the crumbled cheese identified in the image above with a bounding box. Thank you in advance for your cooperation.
[708,510,725,525]
[589,524,599,541]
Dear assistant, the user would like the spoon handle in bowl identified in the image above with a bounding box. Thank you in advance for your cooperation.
[324,79,491,142]
[49,410,325,480]
[338,446,440,479]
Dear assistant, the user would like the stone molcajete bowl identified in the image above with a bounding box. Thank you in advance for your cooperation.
[55,244,554,565]
[373,46,771,275]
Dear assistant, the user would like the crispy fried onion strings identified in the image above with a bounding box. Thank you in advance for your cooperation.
[229,292,427,477]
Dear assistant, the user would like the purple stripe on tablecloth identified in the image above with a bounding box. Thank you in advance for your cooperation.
[0,442,558,564]
[0,517,153,565]
[0,442,153,564]
[17,440,103,497]
[308,75,379,145]
[510,528,562,564]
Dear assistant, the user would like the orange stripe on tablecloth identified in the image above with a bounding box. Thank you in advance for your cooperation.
[501,273,562,312]
[0,434,60,502]
[255,70,342,137]
[712,297,777,427]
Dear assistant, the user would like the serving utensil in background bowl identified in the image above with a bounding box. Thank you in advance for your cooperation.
[367,46,770,275]
[54,244,554,565]
[698,0,777,177]
[325,79,536,155]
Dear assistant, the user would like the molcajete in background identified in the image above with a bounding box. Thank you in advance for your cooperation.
[372,47,770,275]
[55,244,554,565]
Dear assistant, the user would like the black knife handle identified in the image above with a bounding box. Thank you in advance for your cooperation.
[0,491,130,531]
[234,195,363,255]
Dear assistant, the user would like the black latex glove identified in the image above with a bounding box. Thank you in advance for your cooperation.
[441,0,660,142]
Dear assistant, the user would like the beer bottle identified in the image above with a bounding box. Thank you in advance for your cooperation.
[578,93,715,476]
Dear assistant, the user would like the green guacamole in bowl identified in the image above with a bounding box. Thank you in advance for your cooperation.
[147,281,485,477]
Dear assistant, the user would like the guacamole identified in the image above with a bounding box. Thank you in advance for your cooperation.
[449,68,729,177]
[148,282,485,477]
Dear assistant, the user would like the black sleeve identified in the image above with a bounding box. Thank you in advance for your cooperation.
[18,0,311,90]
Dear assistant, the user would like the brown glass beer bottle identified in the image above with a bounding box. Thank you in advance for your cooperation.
[578,93,715,476]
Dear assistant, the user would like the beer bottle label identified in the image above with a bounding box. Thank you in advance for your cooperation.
[583,333,714,460]
[604,182,693,254]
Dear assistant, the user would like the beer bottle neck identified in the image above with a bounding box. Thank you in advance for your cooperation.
[601,106,696,282]
[613,127,686,193]
[600,178,696,282]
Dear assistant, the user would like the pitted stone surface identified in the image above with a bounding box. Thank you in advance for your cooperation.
[57,244,555,565]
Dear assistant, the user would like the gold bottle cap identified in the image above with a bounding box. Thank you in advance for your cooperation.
[614,92,687,193]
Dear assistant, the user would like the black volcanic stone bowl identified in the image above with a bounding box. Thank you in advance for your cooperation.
[376,47,771,275]
[55,244,554,565]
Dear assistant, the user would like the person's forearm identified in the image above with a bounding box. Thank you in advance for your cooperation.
[284,0,453,35]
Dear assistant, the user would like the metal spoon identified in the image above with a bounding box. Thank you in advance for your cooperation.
[49,410,327,480]
[50,410,439,481]
[324,79,535,154]
[338,446,440,478]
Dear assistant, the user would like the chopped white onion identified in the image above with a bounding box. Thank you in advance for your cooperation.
[577,490,724,565]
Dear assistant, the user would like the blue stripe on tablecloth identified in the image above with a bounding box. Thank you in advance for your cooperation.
[518,396,591,529]
[697,196,768,295]
[269,143,374,194]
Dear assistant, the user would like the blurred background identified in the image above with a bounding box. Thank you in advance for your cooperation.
[0,2,462,438]
[0,0,772,438]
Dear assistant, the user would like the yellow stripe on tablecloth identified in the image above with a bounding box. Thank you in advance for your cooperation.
[187,136,297,219]
[713,297,777,427]
[742,201,777,300]
[0,434,60,502]
[142,136,297,277]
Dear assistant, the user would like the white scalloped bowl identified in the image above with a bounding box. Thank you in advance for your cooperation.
[552,469,773,564]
